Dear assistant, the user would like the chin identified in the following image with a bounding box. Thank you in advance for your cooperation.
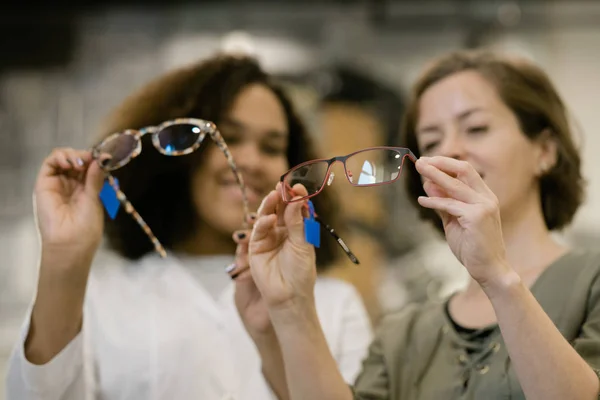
[216,211,246,232]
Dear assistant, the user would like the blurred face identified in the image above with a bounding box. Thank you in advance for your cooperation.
[415,70,555,217]
[191,83,289,235]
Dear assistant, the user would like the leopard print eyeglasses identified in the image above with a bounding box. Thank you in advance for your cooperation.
[92,118,249,258]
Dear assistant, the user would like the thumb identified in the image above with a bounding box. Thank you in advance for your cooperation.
[85,159,108,197]
[284,184,309,245]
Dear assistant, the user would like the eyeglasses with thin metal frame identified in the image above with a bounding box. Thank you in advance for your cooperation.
[279,146,418,264]
[91,118,249,258]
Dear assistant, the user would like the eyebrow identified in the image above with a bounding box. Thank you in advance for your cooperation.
[417,107,485,134]
[219,117,288,139]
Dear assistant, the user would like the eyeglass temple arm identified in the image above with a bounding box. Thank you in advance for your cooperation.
[304,203,359,265]
[314,215,360,265]
[105,174,167,258]
[404,149,418,162]
[207,129,251,229]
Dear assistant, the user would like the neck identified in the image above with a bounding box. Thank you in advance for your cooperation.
[174,225,236,256]
[501,198,567,274]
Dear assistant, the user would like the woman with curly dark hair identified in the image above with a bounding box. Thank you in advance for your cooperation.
[6,54,372,400]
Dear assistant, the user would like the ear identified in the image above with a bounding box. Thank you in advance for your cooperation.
[535,129,558,176]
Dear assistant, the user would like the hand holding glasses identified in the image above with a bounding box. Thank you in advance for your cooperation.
[91,118,250,258]
[279,146,417,263]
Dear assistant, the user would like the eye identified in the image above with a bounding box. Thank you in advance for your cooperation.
[219,130,241,145]
[421,142,439,154]
[467,125,488,134]
[262,143,287,156]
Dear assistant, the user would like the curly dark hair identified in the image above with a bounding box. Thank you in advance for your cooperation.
[94,54,340,270]
[401,49,585,234]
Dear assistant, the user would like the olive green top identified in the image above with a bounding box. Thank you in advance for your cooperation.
[352,249,600,399]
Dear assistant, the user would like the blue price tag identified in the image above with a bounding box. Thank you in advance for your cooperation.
[99,178,121,219]
[304,200,320,248]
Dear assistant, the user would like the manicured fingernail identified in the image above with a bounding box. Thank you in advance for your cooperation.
[76,158,84,166]
[236,232,247,240]
[249,213,257,221]
[225,263,237,273]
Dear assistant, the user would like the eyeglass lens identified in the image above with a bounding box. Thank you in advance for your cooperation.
[283,148,406,201]
[96,123,205,170]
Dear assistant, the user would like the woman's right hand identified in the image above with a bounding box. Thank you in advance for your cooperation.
[23,148,107,365]
[248,182,317,311]
[34,148,107,266]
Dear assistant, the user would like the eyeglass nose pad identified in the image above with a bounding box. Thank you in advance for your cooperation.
[327,172,335,186]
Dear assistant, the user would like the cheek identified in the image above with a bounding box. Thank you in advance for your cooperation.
[266,157,289,184]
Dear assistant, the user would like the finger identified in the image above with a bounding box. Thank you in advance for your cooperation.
[417,196,467,218]
[419,156,488,193]
[85,158,108,196]
[231,239,250,274]
[283,194,310,246]
[229,248,249,278]
[250,213,278,243]
[233,229,251,244]
[232,267,252,281]
[290,183,309,200]
[422,180,448,199]
[272,182,310,226]
[416,161,478,203]
[62,149,90,172]
[44,148,76,174]
[257,189,282,219]
[275,182,292,226]
[246,212,257,225]
[36,149,79,189]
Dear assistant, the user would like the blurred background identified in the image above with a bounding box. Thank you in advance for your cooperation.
[1,0,599,395]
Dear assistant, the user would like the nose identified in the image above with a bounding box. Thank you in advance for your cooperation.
[438,133,466,160]
[232,142,263,172]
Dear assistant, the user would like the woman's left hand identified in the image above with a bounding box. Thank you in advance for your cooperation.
[231,214,274,338]
[415,156,512,288]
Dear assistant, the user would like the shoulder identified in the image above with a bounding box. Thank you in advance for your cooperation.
[559,248,600,272]
[543,248,600,291]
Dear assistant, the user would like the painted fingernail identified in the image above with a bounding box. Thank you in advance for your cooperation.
[225,263,237,273]
[249,213,257,221]
[76,158,84,166]
[236,232,247,240]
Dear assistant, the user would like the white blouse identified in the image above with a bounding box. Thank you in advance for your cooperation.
[5,251,373,400]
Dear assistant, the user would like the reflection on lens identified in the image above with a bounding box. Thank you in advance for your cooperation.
[345,149,403,186]
[158,124,201,154]
[96,133,138,169]
[284,161,329,200]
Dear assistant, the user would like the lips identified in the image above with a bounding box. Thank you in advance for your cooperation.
[220,181,264,204]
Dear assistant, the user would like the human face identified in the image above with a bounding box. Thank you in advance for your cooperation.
[190,83,289,235]
[415,70,555,218]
